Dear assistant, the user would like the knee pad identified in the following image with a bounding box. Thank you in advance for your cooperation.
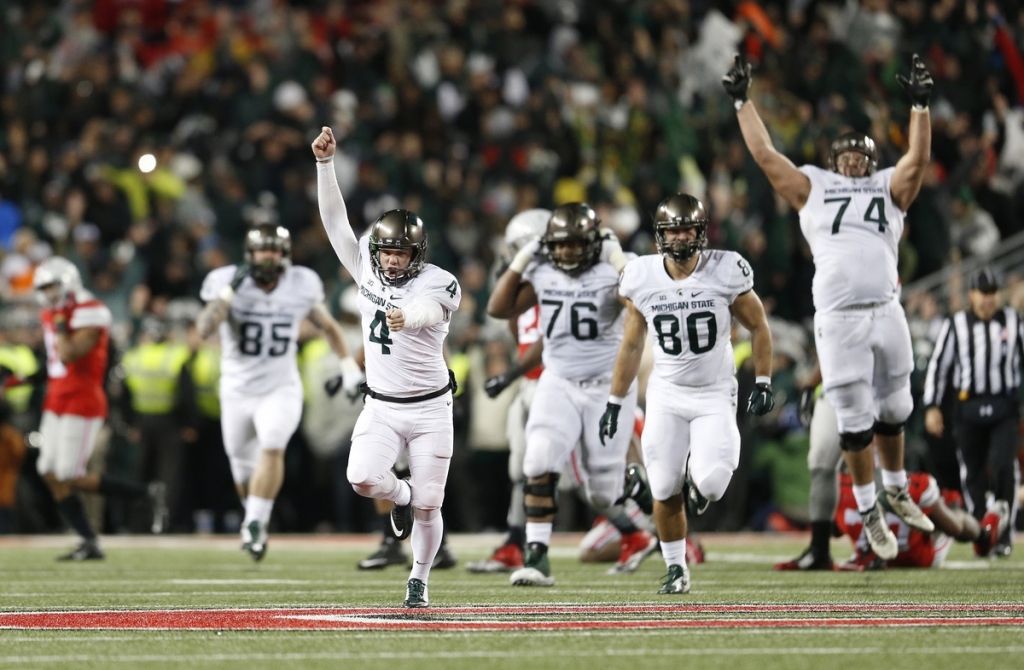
[523,473,559,517]
[412,482,445,511]
[840,429,874,452]
[694,464,733,502]
[873,420,904,436]
[877,385,913,425]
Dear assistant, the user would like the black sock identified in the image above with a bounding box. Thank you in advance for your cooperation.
[506,525,525,549]
[57,495,97,541]
[810,520,832,558]
[98,476,146,499]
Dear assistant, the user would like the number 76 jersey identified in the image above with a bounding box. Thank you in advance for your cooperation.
[618,251,753,387]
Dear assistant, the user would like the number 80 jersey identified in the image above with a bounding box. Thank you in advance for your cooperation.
[200,264,324,396]
[618,251,753,388]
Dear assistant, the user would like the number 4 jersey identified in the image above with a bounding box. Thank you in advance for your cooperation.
[354,236,460,397]
[200,264,325,395]
[618,251,753,388]
[798,165,904,313]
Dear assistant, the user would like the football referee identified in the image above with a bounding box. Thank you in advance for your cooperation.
[923,268,1021,556]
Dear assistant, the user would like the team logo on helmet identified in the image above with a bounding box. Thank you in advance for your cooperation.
[244,225,292,285]
[828,132,878,176]
[542,203,601,277]
[369,209,428,287]
[654,194,708,263]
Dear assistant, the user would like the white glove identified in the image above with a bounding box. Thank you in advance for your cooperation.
[509,236,543,274]
[339,356,365,396]
[599,228,628,272]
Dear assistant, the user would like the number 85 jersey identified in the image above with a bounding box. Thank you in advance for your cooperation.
[618,251,753,387]
[200,264,324,395]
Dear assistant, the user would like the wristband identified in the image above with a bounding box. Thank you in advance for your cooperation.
[316,156,333,163]
[339,356,361,376]
[608,395,624,405]
[912,104,928,111]
[607,247,629,272]
[218,285,235,303]
[508,250,533,274]
[755,376,771,386]
[734,99,746,112]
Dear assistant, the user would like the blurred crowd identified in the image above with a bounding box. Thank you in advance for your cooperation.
[3,0,1024,536]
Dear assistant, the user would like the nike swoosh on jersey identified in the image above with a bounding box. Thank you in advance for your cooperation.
[390,294,402,300]
[691,291,703,297]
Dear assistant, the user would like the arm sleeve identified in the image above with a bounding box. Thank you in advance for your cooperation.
[728,253,755,301]
[317,161,362,276]
[617,259,641,301]
[922,317,955,407]
[69,303,112,329]
[995,24,1024,107]
[406,272,461,328]
[199,268,230,303]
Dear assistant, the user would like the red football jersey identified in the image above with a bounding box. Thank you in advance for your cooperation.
[40,292,112,419]
[835,472,942,568]
[516,305,543,380]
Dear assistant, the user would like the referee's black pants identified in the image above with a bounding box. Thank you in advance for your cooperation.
[954,395,1020,521]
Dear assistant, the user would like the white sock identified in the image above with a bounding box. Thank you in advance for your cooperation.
[391,478,412,507]
[244,496,274,525]
[661,539,686,568]
[881,469,907,490]
[853,483,877,513]
[525,521,552,547]
[409,509,443,583]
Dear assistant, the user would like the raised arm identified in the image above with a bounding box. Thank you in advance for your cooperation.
[487,238,542,319]
[890,55,934,212]
[723,55,810,210]
[313,126,361,274]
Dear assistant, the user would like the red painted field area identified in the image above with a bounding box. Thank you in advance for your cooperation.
[2,605,1022,631]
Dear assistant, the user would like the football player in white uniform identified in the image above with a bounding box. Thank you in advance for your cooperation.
[724,53,935,561]
[466,208,549,574]
[488,202,651,587]
[314,126,461,608]
[600,193,775,594]
[197,224,363,561]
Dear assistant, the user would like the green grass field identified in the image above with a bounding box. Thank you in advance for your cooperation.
[1,533,1022,670]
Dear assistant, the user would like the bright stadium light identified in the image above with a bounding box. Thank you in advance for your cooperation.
[138,154,157,173]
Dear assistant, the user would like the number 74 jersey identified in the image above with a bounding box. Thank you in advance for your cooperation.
[618,251,753,387]
[798,165,904,313]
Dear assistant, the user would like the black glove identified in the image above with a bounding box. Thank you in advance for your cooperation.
[484,364,522,399]
[598,402,621,446]
[722,53,752,105]
[896,53,933,108]
[324,376,343,398]
[798,387,816,428]
[230,263,251,291]
[747,381,775,416]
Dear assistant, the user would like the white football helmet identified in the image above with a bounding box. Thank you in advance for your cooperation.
[504,208,552,257]
[33,256,82,307]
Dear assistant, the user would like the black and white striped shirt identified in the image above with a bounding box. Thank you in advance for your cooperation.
[923,307,1024,406]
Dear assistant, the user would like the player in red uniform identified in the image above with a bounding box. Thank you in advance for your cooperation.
[32,257,157,560]
[834,471,1009,570]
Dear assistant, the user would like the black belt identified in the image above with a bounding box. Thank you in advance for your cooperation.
[360,369,458,404]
